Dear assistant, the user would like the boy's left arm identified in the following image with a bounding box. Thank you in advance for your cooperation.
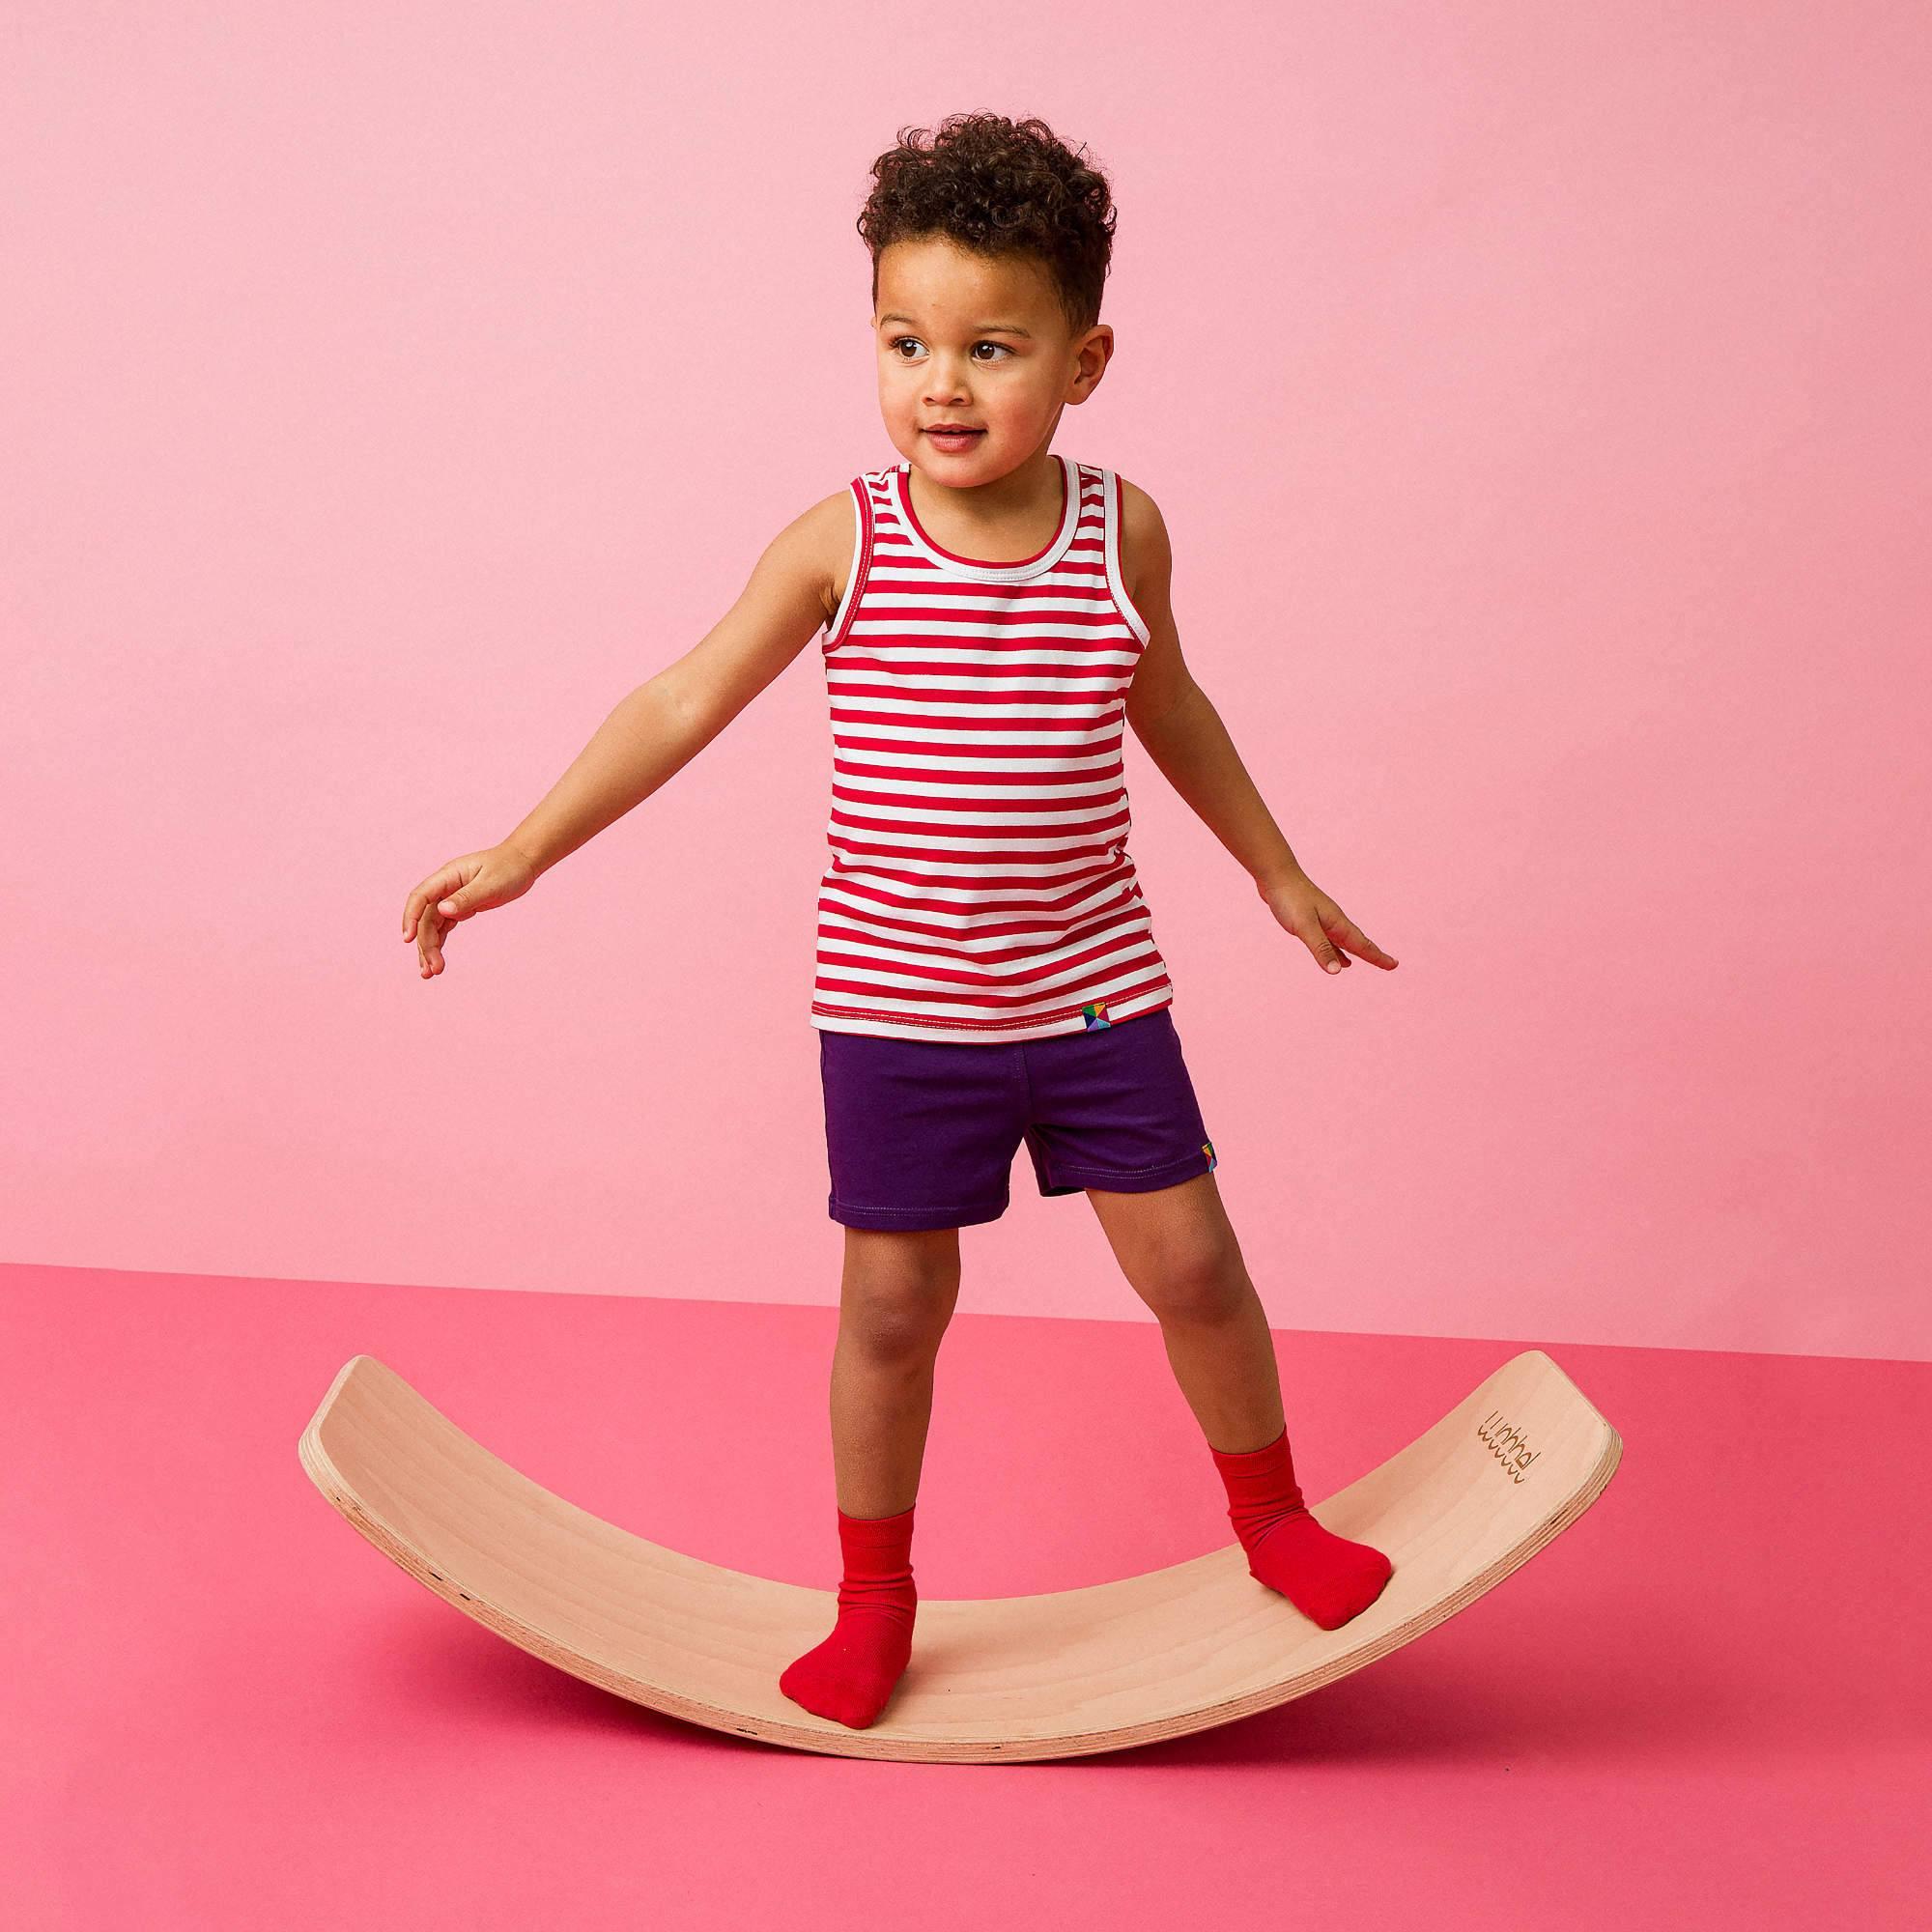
[1119,480,1398,979]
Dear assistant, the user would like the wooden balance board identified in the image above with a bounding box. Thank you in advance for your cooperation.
[299,1349,1620,1764]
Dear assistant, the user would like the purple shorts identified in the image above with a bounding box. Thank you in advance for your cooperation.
[818,1006,1219,1231]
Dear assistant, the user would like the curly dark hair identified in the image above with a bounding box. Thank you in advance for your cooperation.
[857,112,1118,336]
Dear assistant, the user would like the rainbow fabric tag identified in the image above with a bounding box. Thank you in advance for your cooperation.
[1081,1000,1112,1030]
[1202,1139,1217,1172]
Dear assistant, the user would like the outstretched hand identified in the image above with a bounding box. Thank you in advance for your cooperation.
[1262,870,1399,978]
[401,843,538,979]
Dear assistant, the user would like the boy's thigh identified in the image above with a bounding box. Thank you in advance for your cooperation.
[818,1028,1030,1231]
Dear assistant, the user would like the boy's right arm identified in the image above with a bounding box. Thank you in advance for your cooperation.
[503,489,848,875]
[402,488,851,967]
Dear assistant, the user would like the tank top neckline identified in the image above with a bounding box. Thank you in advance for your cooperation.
[890,452,1078,582]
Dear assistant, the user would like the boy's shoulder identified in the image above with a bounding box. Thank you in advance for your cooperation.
[1110,472,1174,605]
[754,485,863,627]
[1113,471,1165,526]
[810,483,866,622]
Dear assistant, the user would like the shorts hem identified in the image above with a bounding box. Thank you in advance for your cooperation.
[1037,1151,1216,1196]
[828,1193,1009,1231]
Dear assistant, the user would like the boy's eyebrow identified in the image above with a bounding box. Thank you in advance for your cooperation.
[877,311,1033,338]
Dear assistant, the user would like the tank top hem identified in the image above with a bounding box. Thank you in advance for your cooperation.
[810,985,1175,1045]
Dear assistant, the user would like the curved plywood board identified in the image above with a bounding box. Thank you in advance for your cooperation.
[299,1350,1620,1763]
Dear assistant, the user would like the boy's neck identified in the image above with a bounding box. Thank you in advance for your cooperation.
[904,447,1065,562]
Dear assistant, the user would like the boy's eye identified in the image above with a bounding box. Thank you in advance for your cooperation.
[887,335,1012,363]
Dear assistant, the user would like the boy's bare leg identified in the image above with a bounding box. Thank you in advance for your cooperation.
[1084,1174,1285,1451]
[781,1224,960,1728]
[829,1225,961,1515]
[1087,1175,1395,1630]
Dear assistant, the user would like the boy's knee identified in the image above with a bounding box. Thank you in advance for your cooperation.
[844,1288,955,1363]
[1138,1235,1247,1324]
[841,1237,960,1362]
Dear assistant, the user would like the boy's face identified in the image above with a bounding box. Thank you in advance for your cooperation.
[872,236,1112,483]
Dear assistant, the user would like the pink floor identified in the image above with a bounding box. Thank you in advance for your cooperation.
[4,1261,1923,1928]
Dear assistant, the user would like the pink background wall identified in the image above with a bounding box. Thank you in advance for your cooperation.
[4,3,1925,1360]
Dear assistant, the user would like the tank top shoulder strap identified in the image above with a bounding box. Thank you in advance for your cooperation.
[824,467,890,653]
[1093,463,1153,647]
[1040,455,1115,589]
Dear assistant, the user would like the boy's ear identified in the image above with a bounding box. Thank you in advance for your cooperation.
[1070,324,1115,400]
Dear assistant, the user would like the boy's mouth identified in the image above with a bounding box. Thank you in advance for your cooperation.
[923,426,985,447]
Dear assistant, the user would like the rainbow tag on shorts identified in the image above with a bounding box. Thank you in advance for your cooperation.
[1082,1000,1112,1030]
[1202,1139,1217,1171]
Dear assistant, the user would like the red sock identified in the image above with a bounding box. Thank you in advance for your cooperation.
[1210,1426,1393,1630]
[779,1502,918,1729]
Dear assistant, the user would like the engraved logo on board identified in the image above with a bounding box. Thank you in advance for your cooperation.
[1475,1409,1541,1484]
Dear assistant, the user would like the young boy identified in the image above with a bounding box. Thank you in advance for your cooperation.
[402,112,1399,1731]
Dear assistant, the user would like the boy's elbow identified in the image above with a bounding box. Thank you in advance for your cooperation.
[1129,674,1206,739]
[640,661,731,753]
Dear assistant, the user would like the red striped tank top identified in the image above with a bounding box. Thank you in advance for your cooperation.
[810,452,1176,1043]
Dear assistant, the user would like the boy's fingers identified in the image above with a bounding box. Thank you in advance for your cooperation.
[1342,921,1399,968]
[404,869,460,937]
[411,897,450,971]
[1305,919,1348,974]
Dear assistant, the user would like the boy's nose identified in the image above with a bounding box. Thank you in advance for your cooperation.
[924,359,971,396]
